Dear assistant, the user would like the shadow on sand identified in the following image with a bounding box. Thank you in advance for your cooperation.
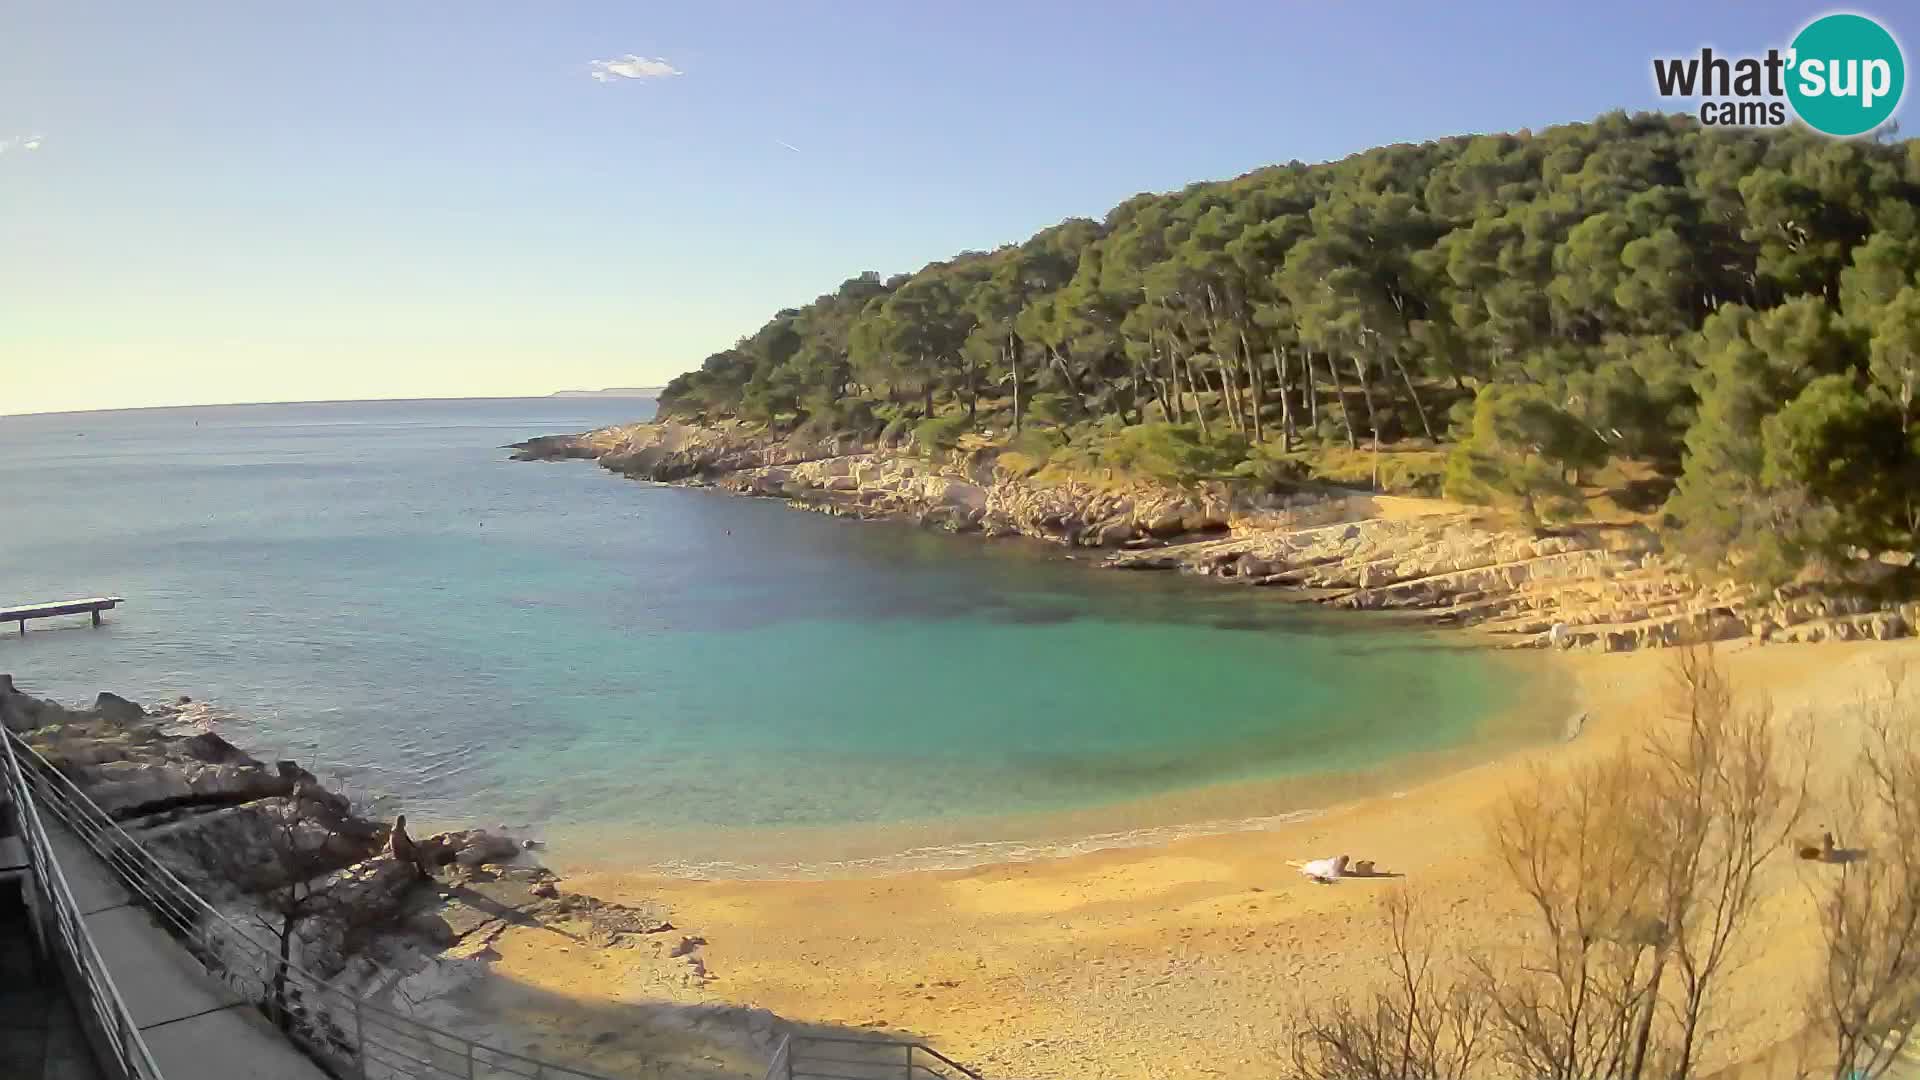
[418,964,962,1080]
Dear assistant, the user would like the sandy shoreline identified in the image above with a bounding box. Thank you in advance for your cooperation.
[480,638,1919,1079]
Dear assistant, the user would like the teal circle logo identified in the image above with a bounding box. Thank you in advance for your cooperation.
[1788,13,1905,137]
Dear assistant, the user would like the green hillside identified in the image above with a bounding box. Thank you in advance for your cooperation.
[660,111,1920,586]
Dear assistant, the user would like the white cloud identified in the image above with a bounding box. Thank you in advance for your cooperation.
[589,55,681,83]
[0,134,44,154]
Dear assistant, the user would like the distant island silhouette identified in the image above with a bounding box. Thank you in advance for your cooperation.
[547,387,662,398]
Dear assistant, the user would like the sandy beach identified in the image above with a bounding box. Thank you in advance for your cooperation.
[481,639,1918,1079]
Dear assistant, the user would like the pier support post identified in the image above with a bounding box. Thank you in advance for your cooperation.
[91,610,101,627]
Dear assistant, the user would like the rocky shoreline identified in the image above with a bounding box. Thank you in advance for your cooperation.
[0,675,784,1078]
[511,419,1919,653]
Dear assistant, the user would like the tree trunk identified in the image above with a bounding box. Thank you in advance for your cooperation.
[1213,357,1244,432]
[273,909,295,1031]
[1121,351,1136,423]
[1183,355,1211,440]
[1353,354,1381,486]
[1387,349,1436,440]
[1009,331,1023,433]
[1241,329,1263,444]
[1302,342,1320,432]
[1049,344,1081,402]
[1166,343,1183,423]
[1141,353,1170,423]
[1226,353,1248,435]
[1271,349,1295,453]
[1213,356,1245,434]
[1672,986,1707,1080]
[1353,354,1380,440]
[1326,351,1358,449]
[1625,948,1669,1080]
[966,353,978,423]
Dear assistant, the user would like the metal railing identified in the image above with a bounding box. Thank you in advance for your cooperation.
[4,725,622,1080]
[1,725,166,1080]
[768,1033,983,1080]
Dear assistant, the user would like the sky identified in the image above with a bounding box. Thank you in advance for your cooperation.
[2,2,1914,415]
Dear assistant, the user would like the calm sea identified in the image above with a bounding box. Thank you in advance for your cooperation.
[0,398,1560,875]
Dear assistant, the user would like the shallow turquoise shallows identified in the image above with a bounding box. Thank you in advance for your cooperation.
[0,399,1552,873]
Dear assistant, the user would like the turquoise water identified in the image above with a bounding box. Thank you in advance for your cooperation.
[0,398,1550,873]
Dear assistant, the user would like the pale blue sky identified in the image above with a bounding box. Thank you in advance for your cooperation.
[2,2,1911,414]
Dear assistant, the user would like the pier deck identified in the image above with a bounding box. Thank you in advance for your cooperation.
[1,599,124,634]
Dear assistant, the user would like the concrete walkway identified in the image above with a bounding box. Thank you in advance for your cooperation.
[43,821,328,1080]
[0,906,105,1080]
[2,813,104,1080]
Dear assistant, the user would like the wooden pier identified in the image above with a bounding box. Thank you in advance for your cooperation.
[3,597,125,634]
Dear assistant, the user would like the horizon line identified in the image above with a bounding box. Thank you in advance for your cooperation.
[0,391,660,421]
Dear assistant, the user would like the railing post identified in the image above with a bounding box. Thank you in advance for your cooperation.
[905,1042,914,1080]
[7,726,631,1080]
[354,995,368,1080]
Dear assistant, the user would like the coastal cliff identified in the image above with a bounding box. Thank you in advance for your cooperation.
[513,420,1920,652]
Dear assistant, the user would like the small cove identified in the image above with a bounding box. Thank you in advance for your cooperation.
[0,398,1566,874]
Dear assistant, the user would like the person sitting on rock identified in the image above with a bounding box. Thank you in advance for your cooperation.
[391,814,432,880]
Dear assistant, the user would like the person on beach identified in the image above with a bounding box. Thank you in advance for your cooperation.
[391,814,432,880]
[1290,854,1350,884]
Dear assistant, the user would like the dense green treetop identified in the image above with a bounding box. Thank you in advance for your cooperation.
[659,112,1920,585]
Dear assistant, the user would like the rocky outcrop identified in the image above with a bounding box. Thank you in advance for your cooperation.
[745,450,1253,547]
[512,420,1267,549]
[1100,512,1920,652]
[420,827,521,868]
[513,419,1920,655]
[509,421,862,481]
[93,691,146,723]
[505,434,602,462]
[2,676,91,733]
[0,678,680,993]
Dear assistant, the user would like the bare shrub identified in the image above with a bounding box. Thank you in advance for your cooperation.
[1809,663,1920,1080]
[1473,646,1806,1080]
[1287,889,1488,1080]
[1285,645,1810,1080]
[199,778,380,1032]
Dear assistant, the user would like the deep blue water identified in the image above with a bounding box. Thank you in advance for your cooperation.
[0,398,1552,873]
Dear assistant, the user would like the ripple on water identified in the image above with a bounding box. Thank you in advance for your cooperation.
[0,398,1567,874]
